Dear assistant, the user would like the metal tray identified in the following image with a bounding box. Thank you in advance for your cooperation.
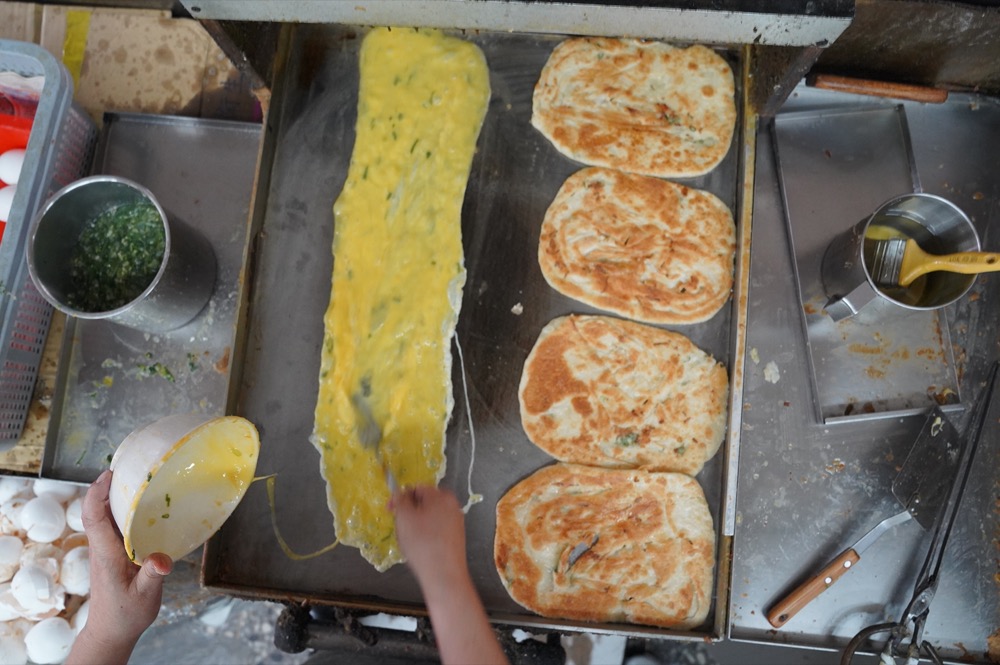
[773,105,962,424]
[41,113,261,482]
[730,85,1000,664]
[203,24,746,640]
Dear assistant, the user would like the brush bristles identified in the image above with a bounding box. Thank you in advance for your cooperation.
[871,238,907,286]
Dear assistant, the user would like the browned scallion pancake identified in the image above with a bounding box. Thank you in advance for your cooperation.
[539,167,735,325]
[494,463,715,629]
[519,315,728,475]
[532,38,736,178]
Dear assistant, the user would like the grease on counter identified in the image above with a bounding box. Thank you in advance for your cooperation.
[763,360,781,384]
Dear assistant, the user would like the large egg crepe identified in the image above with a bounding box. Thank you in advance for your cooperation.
[532,38,736,178]
[519,315,728,475]
[311,28,490,571]
[539,167,735,325]
[495,463,715,629]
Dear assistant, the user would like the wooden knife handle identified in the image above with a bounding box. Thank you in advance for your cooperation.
[808,74,949,104]
[766,548,861,628]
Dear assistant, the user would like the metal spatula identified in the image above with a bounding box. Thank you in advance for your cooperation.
[870,237,1000,287]
[767,406,961,628]
[351,391,382,451]
[351,381,399,493]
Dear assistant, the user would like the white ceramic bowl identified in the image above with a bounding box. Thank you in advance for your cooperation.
[109,414,260,563]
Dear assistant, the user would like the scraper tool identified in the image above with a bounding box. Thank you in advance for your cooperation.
[766,406,961,628]
[351,379,399,493]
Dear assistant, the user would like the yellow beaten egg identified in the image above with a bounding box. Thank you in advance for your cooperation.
[311,27,490,571]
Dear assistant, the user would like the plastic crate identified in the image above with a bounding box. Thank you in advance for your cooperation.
[0,40,96,447]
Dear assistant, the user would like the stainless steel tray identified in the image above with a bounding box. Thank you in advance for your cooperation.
[730,85,1000,663]
[203,24,746,640]
[773,105,962,424]
[41,113,261,483]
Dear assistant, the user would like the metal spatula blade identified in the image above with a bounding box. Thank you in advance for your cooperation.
[351,392,382,451]
[350,382,398,492]
[891,406,962,529]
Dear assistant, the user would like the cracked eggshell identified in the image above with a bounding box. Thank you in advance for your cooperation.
[32,479,80,504]
[21,557,59,586]
[25,617,73,665]
[20,541,62,567]
[20,496,66,543]
[10,563,64,617]
[0,617,29,665]
[0,582,27,621]
[70,598,89,634]
[64,497,84,532]
[0,478,32,504]
[60,546,89,597]
[0,534,23,582]
[0,497,27,536]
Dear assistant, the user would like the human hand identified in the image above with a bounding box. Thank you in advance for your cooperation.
[67,470,172,665]
[390,486,467,588]
[391,486,508,665]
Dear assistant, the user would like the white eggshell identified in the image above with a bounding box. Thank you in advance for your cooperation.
[4,618,31,639]
[70,598,89,634]
[0,534,23,583]
[3,619,32,640]
[0,633,26,665]
[0,497,27,536]
[64,498,84,533]
[0,185,14,223]
[25,617,74,665]
[0,149,25,186]
[0,583,27,621]
[21,557,59,585]
[10,563,63,615]
[32,479,80,504]
[0,617,20,638]
[0,478,33,504]
[20,541,62,565]
[59,546,89,597]
[20,496,65,543]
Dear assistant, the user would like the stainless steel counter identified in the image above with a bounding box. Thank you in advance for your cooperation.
[730,86,1000,663]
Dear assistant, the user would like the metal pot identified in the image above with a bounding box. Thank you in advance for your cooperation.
[820,193,979,321]
[26,175,216,332]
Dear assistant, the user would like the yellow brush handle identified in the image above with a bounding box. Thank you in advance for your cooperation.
[900,242,1000,287]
